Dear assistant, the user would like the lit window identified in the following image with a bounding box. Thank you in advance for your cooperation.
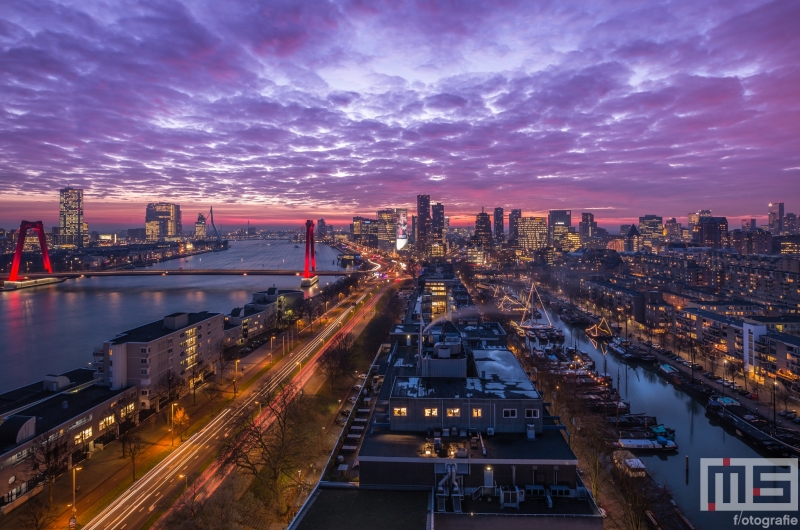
[424,408,438,417]
[525,409,539,419]
[99,415,115,431]
[472,408,482,418]
[503,409,517,418]
[446,408,460,417]
[393,407,407,417]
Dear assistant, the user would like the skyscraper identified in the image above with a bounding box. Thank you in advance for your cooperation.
[376,209,397,252]
[578,213,597,239]
[195,213,207,239]
[638,215,664,247]
[693,217,729,248]
[317,218,328,238]
[145,203,182,241]
[548,210,571,245]
[473,208,493,249]
[508,209,522,241]
[769,202,784,234]
[432,203,445,247]
[665,218,681,240]
[493,207,504,243]
[59,186,84,248]
[518,217,547,250]
[416,195,431,252]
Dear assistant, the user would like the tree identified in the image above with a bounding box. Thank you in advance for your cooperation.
[574,416,611,501]
[211,339,230,378]
[100,391,137,459]
[161,474,248,530]
[18,498,56,530]
[125,434,147,481]
[28,429,70,507]
[174,407,190,442]
[202,381,222,404]
[221,382,320,516]
[318,333,355,388]
[188,362,204,406]
[776,384,793,412]
[156,369,188,409]
[298,297,318,332]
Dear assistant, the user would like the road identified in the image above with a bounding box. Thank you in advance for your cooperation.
[11,269,354,280]
[82,282,389,530]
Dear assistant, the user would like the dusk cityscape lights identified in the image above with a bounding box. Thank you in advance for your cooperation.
[1,2,800,530]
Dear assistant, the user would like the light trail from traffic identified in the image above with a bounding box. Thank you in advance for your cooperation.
[83,285,383,530]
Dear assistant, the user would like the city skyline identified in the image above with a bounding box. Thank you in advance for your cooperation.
[1,1,799,228]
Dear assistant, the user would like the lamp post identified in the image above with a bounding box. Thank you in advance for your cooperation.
[171,403,178,446]
[255,400,261,415]
[722,359,728,398]
[234,359,240,397]
[773,380,778,430]
[70,465,82,528]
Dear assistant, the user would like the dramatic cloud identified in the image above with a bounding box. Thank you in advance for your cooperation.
[0,0,798,229]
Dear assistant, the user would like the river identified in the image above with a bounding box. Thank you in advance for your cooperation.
[526,305,767,530]
[0,240,344,393]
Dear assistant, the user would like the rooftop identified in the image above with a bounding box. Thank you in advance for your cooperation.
[0,383,130,454]
[294,488,429,530]
[358,426,576,462]
[109,311,220,344]
[0,368,96,418]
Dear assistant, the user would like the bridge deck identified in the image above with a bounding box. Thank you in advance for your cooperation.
[7,269,357,280]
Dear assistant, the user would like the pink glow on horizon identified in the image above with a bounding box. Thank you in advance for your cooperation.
[0,0,798,226]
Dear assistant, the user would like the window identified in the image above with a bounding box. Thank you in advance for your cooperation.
[99,415,115,431]
[424,408,438,417]
[472,408,482,418]
[140,348,146,353]
[140,369,149,375]
[503,409,517,418]
[393,407,407,417]
[140,358,148,364]
[141,390,148,396]
[525,409,540,419]
[446,408,460,417]
[74,427,92,446]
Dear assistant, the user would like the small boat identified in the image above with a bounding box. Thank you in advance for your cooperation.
[612,437,678,452]
[650,425,676,441]
[613,450,647,478]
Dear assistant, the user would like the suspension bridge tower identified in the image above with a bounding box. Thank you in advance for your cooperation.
[300,220,319,287]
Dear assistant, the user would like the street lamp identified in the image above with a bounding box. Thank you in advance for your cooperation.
[70,465,82,527]
[171,403,178,446]
[255,400,261,415]
[772,380,778,429]
[179,473,188,492]
[234,359,240,397]
[722,360,727,398]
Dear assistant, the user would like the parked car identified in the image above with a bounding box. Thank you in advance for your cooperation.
[358,373,367,379]
[716,378,725,385]
[353,384,363,391]
[792,416,800,424]
[703,372,715,379]
[786,411,797,419]
[737,388,750,396]
[747,393,759,400]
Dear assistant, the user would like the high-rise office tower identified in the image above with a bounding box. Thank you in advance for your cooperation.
[638,215,664,247]
[742,218,756,232]
[693,217,729,248]
[145,203,182,241]
[416,195,431,252]
[784,213,798,235]
[518,217,548,250]
[59,186,84,248]
[508,209,522,241]
[432,203,445,246]
[769,202,784,234]
[548,210,571,245]
[473,208,493,249]
[376,209,397,252]
[317,219,328,238]
[195,213,207,239]
[578,213,597,239]
[493,207,504,243]
[665,218,681,240]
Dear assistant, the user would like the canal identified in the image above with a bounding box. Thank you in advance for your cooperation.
[532,304,767,530]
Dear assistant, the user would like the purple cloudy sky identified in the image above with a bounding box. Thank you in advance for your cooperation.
[1,0,799,231]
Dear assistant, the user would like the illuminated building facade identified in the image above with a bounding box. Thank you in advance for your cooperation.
[59,186,84,248]
[145,203,182,241]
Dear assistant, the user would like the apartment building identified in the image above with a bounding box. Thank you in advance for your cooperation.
[94,312,224,410]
